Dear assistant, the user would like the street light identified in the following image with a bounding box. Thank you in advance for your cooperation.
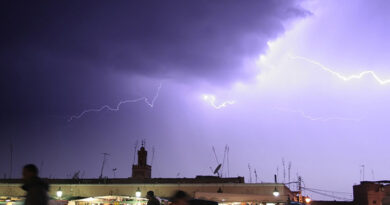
[135,187,141,198]
[305,197,311,203]
[56,187,63,199]
[273,187,280,197]
[273,174,280,197]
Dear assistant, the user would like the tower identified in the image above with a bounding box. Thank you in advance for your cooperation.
[132,141,151,179]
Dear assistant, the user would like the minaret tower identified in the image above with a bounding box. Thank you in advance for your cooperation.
[132,140,151,179]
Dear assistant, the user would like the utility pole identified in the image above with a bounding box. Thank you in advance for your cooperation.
[298,176,303,203]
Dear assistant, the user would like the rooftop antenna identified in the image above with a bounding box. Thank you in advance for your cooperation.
[132,140,138,165]
[112,168,117,178]
[361,165,365,181]
[151,146,155,166]
[226,145,230,177]
[214,164,222,177]
[212,146,220,164]
[99,153,110,178]
[282,158,286,183]
[288,161,292,187]
[248,164,252,183]
[371,170,375,180]
[254,169,258,183]
[9,143,13,179]
[72,171,80,180]
[221,145,228,177]
[211,146,222,177]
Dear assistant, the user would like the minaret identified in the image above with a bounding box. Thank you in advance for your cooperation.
[132,141,151,179]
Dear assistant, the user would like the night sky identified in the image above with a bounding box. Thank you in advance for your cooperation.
[2,0,390,200]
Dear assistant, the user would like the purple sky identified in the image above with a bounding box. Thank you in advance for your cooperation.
[1,0,390,200]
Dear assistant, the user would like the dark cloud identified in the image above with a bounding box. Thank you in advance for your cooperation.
[0,0,307,117]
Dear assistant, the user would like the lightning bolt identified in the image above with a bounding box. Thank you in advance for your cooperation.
[290,55,390,85]
[68,83,162,122]
[203,94,235,109]
[274,107,361,122]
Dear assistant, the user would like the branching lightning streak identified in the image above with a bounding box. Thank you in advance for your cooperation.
[68,83,162,122]
[290,55,390,85]
[203,95,235,109]
[274,107,361,122]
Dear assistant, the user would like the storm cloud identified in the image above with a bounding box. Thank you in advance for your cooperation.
[1,0,308,117]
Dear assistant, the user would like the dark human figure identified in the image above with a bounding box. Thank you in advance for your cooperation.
[146,191,161,205]
[171,191,190,205]
[21,164,49,205]
[171,191,217,205]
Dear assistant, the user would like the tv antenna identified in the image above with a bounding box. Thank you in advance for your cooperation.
[9,143,13,179]
[282,158,286,183]
[214,164,222,177]
[254,169,258,183]
[360,165,365,181]
[248,164,252,183]
[226,145,230,177]
[112,168,117,178]
[151,146,155,166]
[132,140,138,165]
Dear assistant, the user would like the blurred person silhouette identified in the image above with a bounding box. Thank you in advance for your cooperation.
[147,191,161,205]
[171,191,217,205]
[171,191,190,205]
[21,164,49,205]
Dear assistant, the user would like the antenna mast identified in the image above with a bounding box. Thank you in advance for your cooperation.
[221,145,228,177]
[227,145,230,177]
[288,161,292,187]
[248,164,252,183]
[254,169,258,183]
[99,153,110,178]
[132,140,138,165]
[9,143,13,179]
[282,158,286,183]
[151,147,155,166]
[212,146,220,164]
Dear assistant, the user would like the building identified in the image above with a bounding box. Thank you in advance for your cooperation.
[0,145,298,205]
[132,143,151,179]
[310,181,390,205]
[353,181,390,205]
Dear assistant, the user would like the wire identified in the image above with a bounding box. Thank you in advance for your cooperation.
[302,187,352,201]
[304,189,352,201]
[303,187,352,195]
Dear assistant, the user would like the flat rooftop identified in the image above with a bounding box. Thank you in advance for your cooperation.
[0,175,245,184]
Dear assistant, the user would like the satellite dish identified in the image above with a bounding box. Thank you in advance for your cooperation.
[214,164,222,175]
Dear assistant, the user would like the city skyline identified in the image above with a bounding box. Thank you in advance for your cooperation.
[1,0,390,201]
